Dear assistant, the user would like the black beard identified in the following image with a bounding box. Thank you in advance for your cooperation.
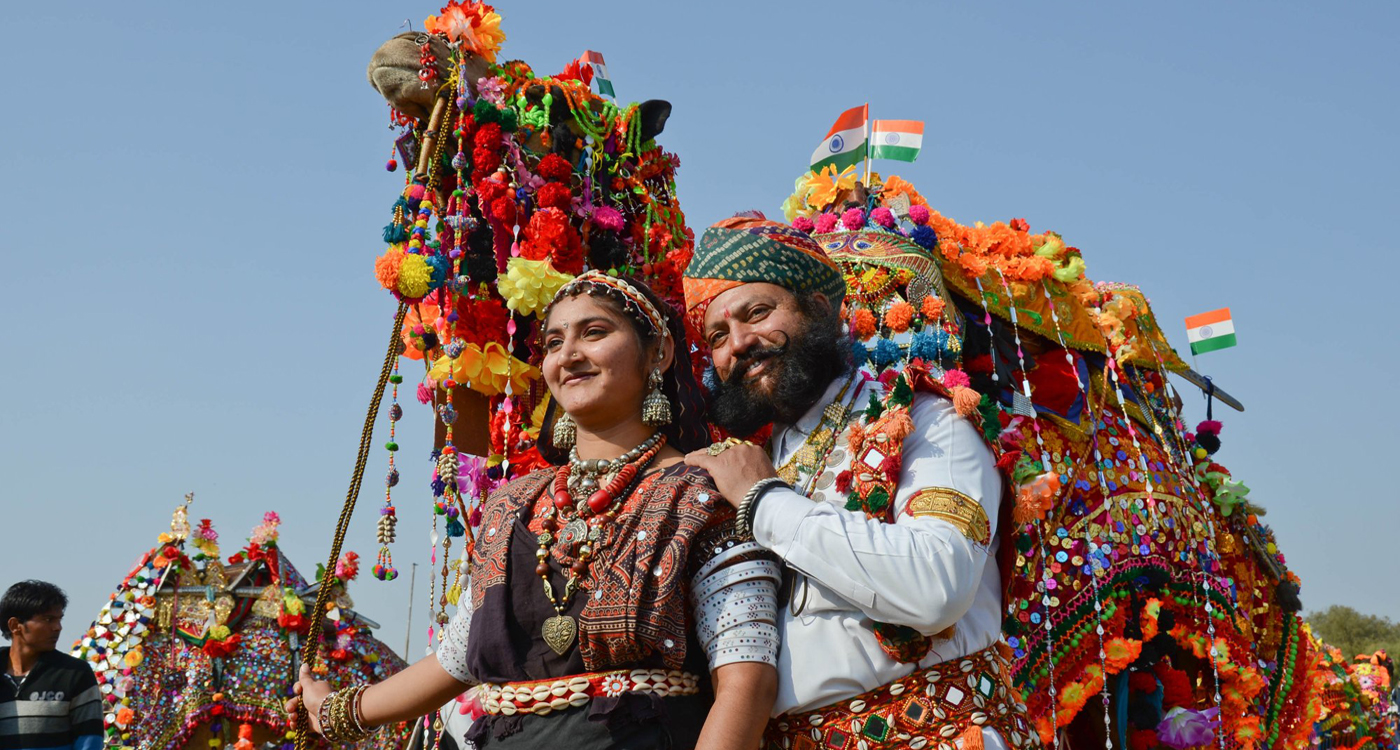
[707,311,852,437]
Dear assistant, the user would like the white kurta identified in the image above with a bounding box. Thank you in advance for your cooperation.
[752,376,1008,747]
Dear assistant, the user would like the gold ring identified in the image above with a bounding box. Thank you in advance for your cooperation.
[706,442,732,456]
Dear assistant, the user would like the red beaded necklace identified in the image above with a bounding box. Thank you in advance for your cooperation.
[534,432,667,654]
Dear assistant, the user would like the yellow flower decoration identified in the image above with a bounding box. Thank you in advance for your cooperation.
[123,646,143,668]
[208,625,232,641]
[803,164,860,210]
[396,253,433,299]
[497,257,574,318]
[781,174,812,221]
[431,342,538,397]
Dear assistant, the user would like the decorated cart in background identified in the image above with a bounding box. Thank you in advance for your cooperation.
[72,496,411,749]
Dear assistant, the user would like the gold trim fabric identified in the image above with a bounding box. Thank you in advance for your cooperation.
[906,488,990,545]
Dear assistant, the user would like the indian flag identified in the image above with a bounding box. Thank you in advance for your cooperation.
[581,50,614,98]
[870,120,923,162]
[810,104,868,173]
[1185,308,1237,355]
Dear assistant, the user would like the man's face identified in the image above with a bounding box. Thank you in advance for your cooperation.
[701,283,808,394]
[8,607,64,653]
[702,283,851,436]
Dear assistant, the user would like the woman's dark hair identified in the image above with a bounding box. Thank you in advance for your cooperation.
[537,276,709,464]
[1,580,68,639]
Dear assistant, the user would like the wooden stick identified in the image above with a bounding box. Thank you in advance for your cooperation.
[414,96,451,181]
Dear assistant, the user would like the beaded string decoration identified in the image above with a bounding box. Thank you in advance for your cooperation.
[375,358,402,582]
[536,432,665,654]
[994,269,1060,750]
[1034,283,1115,748]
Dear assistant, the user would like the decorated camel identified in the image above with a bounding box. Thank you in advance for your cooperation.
[72,496,410,750]
[340,3,1325,749]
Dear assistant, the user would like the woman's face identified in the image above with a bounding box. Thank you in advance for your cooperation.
[541,294,655,430]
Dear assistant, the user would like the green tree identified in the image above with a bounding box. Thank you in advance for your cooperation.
[1306,605,1400,659]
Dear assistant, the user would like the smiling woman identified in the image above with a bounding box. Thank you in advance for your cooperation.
[293,273,781,750]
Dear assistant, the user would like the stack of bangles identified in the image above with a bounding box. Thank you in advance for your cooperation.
[318,684,377,743]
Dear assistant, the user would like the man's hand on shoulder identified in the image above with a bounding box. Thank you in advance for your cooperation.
[684,442,779,509]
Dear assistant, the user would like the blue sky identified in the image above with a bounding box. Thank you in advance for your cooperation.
[1,1,1395,661]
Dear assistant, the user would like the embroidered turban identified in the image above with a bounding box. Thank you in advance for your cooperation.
[682,216,846,330]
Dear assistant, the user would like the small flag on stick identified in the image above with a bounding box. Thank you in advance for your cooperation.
[810,104,868,173]
[581,50,614,98]
[870,120,923,162]
[1185,308,1237,355]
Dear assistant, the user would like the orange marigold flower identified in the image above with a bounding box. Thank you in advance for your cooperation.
[920,295,945,320]
[883,302,915,333]
[851,308,877,339]
[1104,637,1143,672]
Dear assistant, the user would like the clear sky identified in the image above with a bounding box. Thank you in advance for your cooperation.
[2,1,1396,662]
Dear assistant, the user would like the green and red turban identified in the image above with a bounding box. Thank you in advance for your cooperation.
[682,216,846,330]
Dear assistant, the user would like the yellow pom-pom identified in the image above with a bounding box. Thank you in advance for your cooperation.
[1193,447,1207,459]
[415,220,428,228]
[1266,542,1277,554]
[396,254,433,299]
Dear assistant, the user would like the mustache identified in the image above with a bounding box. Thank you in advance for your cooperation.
[724,333,791,384]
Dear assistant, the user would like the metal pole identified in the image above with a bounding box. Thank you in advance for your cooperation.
[404,562,417,659]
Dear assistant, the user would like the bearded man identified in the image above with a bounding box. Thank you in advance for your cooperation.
[683,216,1037,750]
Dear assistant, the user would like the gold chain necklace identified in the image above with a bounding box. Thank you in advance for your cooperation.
[774,372,862,492]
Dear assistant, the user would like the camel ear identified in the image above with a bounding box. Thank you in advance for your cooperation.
[638,100,672,142]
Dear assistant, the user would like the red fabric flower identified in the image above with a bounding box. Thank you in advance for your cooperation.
[536,181,573,211]
[1009,217,1030,232]
[1129,671,1157,693]
[489,196,516,225]
[536,153,573,182]
[835,471,853,494]
[454,295,510,347]
[556,59,594,87]
[1155,662,1194,708]
[520,207,583,273]
[201,634,242,659]
[475,177,507,206]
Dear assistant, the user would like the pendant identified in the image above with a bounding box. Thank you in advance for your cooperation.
[560,518,589,548]
[542,614,577,655]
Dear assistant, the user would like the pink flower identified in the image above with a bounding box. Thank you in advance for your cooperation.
[1156,707,1219,749]
[870,207,896,229]
[814,213,838,233]
[908,204,930,225]
[942,369,972,389]
[590,205,625,232]
[417,382,434,404]
[841,208,865,230]
[1196,420,1223,435]
[791,216,815,233]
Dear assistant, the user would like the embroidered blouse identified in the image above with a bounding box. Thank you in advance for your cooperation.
[435,463,779,747]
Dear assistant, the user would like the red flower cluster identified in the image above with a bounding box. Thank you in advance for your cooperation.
[202,634,242,659]
[520,208,583,273]
[536,153,573,182]
[556,59,594,87]
[536,181,572,211]
[277,613,309,634]
[454,295,510,347]
[472,122,503,183]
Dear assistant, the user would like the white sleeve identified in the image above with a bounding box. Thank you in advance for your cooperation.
[751,394,1001,635]
[432,584,477,685]
[690,541,782,670]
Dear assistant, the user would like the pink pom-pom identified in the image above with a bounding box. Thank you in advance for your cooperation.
[407,184,427,201]
[590,205,625,233]
[908,204,930,225]
[870,207,896,229]
[1196,420,1223,435]
[841,208,865,231]
[814,213,838,233]
[791,216,815,233]
[942,369,972,389]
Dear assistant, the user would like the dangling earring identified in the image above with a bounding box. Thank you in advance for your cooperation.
[553,411,576,449]
[643,368,672,426]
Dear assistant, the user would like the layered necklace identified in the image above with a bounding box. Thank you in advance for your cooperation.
[535,431,666,655]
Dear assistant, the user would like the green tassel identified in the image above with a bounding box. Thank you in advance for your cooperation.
[867,486,890,513]
[845,493,863,512]
[890,376,914,408]
[865,391,884,420]
[383,223,408,243]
